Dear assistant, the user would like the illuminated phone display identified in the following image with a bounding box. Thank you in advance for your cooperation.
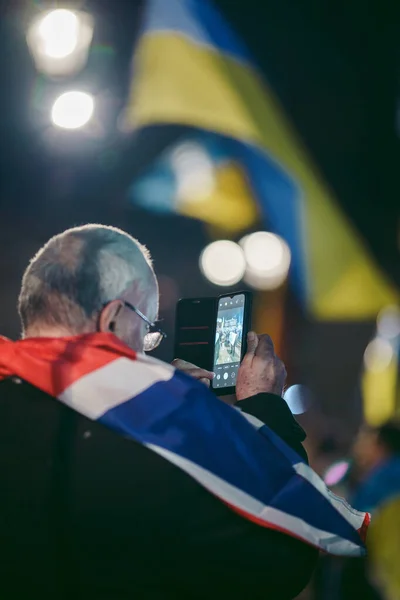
[212,293,245,390]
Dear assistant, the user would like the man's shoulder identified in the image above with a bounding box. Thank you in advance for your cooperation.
[0,377,161,483]
[0,376,152,456]
[0,377,216,506]
[0,377,265,552]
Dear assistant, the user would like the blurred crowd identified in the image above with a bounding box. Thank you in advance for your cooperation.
[308,420,400,600]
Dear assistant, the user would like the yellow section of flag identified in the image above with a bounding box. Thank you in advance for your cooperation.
[177,160,259,233]
[363,357,398,426]
[126,33,399,319]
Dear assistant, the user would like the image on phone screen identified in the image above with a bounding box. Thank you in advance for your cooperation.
[213,293,245,389]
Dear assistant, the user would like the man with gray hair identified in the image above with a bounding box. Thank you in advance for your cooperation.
[19,224,160,351]
[0,224,367,600]
[18,224,215,383]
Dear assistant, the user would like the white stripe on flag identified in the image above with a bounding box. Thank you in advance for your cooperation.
[147,443,363,556]
[237,409,264,430]
[294,462,367,530]
[59,357,174,419]
[240,409,368,533]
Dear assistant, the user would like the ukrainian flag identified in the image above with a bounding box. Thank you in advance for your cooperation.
[362,311,400,426]
[124,0,399,319]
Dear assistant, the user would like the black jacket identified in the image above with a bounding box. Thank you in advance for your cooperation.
[0,378,317,599]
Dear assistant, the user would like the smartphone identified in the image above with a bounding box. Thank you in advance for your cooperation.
[174,297,216,371]
[211,291,252,395]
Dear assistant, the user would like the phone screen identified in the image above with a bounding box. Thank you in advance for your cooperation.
[212,293,246,390]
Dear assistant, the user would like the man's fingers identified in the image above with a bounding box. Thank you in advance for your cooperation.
[187,369,215,381]
[199,377,211,387]
[172,358,213,374]
[236,332,287,399]
[172,359,215,381]
[254,334,275,359]
[244,331,258,358]
[171,358,193,369]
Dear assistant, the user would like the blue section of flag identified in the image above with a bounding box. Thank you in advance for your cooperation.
[100,370,365,549]
[229,140,307,301]
[131,160,175,214]
[144,0,251,64]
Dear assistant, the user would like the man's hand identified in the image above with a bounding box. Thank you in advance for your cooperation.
[172,359,215,387]
[235,332,286,401]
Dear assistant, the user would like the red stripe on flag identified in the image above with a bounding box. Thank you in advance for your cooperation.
[221,499,313,545]
[358,511,371,544]
[0,333,136,397]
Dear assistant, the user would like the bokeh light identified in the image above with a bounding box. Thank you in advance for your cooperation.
[26,9,93,77]
[324,460,351,487]
[283,384,312,415]
[377,305,400,340]
[51,91,94,129]
[38,9,79,59]
[200,240,246,286]
[171,142,215,202]
[364,337,394,372]
[240,231,291,290]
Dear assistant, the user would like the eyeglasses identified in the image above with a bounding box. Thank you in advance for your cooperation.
[122,301,167,352]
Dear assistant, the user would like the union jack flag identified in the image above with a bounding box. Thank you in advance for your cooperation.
[0,333,369,555]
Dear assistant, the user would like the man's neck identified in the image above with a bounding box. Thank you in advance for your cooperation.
[23,325,81,339]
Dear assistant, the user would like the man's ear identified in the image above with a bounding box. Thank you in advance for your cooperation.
[98,300,123,334]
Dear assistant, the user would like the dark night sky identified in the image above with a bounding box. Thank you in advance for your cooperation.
[0,0,398,439]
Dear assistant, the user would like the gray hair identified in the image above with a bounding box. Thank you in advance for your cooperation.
[18,224,154,334]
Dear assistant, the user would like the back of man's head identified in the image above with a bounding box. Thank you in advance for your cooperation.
[19,224,155,338]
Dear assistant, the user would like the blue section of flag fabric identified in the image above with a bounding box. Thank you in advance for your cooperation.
[228,139,307,301]
[99,369,365,549]
[143,0,252,64]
